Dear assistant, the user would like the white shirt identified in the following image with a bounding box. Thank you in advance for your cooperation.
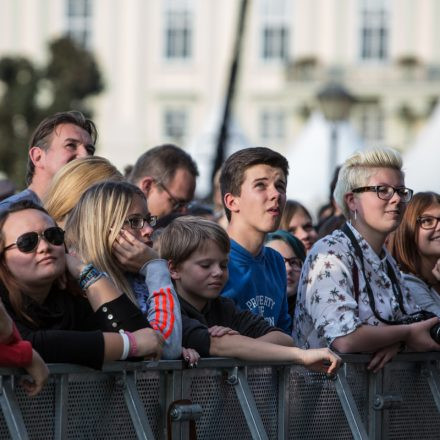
[293,222,419,349]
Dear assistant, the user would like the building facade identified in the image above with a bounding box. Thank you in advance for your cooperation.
[0,0,439,174]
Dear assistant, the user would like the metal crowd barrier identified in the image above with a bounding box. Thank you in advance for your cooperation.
[1,353,440,440]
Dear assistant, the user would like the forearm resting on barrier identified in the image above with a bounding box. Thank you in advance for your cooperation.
[331,317,440,353]
[209,334,341,373]
[257,330,294,347]
[103,329,164,361]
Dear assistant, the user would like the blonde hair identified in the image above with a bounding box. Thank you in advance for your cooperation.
[159,216,230,266]
[64,181,145,303]
[44,156,123,224]
[333,147,403,218]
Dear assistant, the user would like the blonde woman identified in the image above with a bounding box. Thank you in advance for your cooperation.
[65,181,182,359]
[294,147,440,372]
[44,156,123,227]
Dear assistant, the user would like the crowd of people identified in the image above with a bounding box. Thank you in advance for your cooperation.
[1,110,439,397]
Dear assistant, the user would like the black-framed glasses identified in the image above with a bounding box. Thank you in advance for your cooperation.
[417,215,440,230]
[283,257,303,270]
[4,227,65,253]
[352,185,413,202]
[124,215,157,229]
[155,180,189,212]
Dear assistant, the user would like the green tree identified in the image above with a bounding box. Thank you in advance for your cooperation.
[0,36,103,187]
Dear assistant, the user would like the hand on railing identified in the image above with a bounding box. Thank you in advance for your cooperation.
[133,328,164,360]
[301,347,342,375]
[182,347,200,368]
[367,342,401,373]
[20,349,49,397]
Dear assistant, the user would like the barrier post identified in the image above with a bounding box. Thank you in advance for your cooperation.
[54,374,68,439]
[0,376,29,440]
[122,371,156,439]
[226,366,269,440]
[334,367,369,440]
[277,366,289,440]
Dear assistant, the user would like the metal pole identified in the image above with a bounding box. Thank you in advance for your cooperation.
[210,0,248,191]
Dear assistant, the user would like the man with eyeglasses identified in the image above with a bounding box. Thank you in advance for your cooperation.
[0,111,97,213]
[128,144,198,219]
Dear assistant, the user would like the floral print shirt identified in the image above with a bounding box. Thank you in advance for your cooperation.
[292,222,419,349]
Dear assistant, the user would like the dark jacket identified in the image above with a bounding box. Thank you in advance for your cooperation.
[0,283,149,369]
[179,295,280,357]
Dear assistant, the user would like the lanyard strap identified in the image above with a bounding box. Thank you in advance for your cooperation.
[341,223,408,325]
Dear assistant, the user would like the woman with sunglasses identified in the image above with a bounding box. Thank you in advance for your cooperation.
[390,192,440,315]
[265,230,306,318]
[0,201,163,369]
[293,147,440,372]
[65,181,182,360]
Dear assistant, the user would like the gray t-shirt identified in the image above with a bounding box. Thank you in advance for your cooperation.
[403,272,440,317]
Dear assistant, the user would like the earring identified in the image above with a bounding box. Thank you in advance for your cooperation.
[354,209,357,221]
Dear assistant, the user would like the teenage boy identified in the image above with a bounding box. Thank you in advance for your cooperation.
[159,216,341,372]
[219,147,292,333]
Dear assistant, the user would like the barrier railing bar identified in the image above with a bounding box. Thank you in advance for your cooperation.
[277,366,289,440]
[0,376,29,440]
[334,370,370,440]
[422,362,440,413]
[227,367,269,440]
[368,366,382,440]
[122,371,156,440]
[54,374,68,439]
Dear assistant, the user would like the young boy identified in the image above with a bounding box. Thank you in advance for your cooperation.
[159,216,341,372]
[219,147,292,333]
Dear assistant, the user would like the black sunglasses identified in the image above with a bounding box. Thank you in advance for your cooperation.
[4,227,65,253]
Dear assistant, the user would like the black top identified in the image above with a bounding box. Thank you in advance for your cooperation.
[0,283,149,369]
[179,295,279,357]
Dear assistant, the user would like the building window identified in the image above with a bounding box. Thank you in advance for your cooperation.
[260,110,285,140]
[359,0,389,61]
[355,103,385,146]
[66,0,92,48]
[163,109,188,142]
[164,0,193,60]
[259,0,291,61]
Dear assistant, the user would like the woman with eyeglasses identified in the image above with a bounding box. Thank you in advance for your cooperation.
[293,147,440,372]
[0,201,163,369]
[389,192,440,315]
[265,230,306,317]
[65,181,182,360]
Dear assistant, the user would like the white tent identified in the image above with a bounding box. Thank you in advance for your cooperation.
[186,107,251,198]
[403,103,440,194]
[286,112,364,216]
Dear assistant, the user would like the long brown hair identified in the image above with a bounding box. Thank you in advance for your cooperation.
[389,191,440,277]
[0,201,60,324]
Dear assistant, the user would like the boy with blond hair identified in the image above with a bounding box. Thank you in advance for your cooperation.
[159,216,341,372]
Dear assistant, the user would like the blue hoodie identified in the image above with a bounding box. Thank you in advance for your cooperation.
[221,239,292,333]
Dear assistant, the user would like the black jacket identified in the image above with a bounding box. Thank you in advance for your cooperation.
[179,295,280,357]
[0,283,149,369]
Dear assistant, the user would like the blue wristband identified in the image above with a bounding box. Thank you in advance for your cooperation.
[79,264,104,291]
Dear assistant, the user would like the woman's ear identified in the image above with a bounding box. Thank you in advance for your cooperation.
[168,260,180,281]
[344,192,356,213]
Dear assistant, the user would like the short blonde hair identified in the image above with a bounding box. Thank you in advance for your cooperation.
[333,147,403,218]
[44,156,123,224]
[65,181,145,303]
[159,216,230,266]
